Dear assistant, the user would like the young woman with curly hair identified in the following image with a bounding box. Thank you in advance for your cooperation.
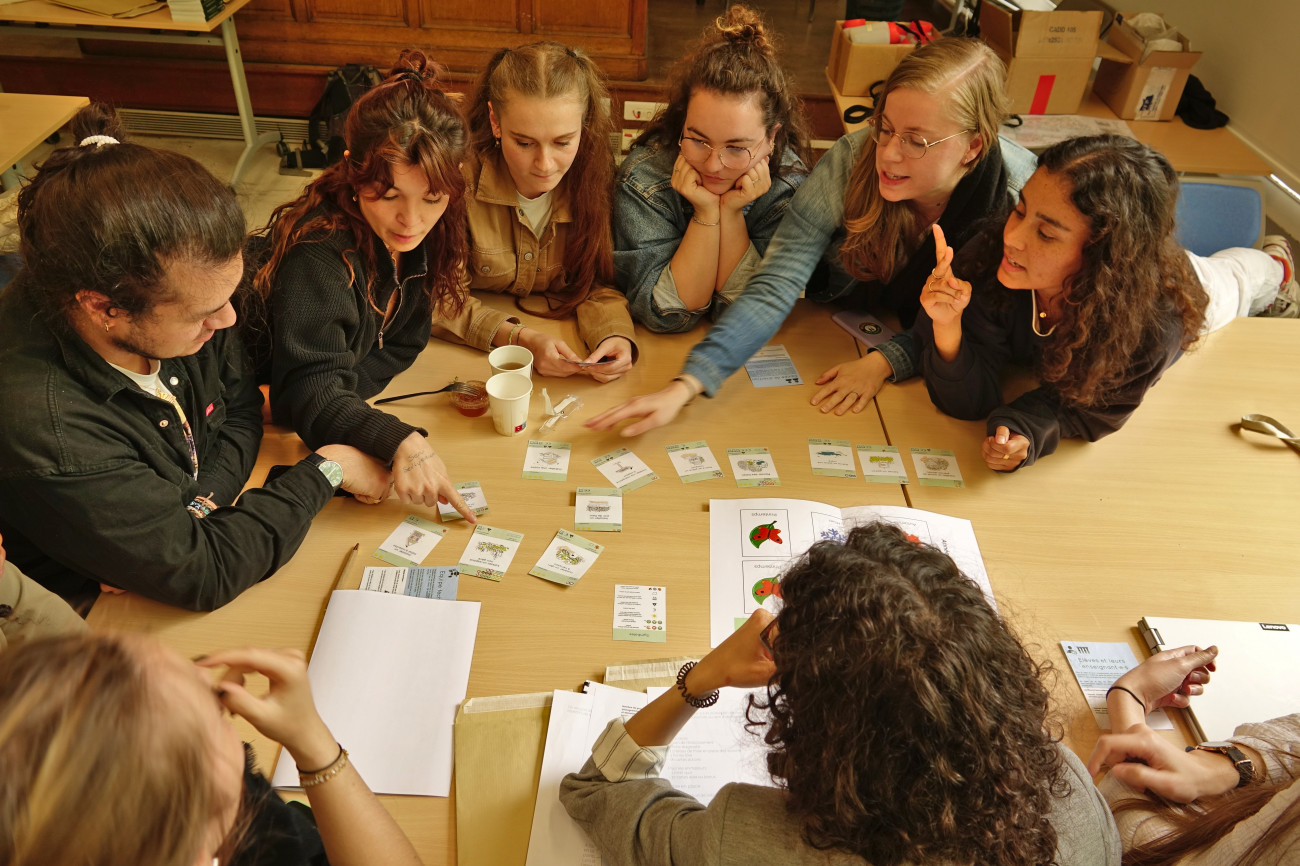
[560,522,1120,866]
[255,49,475,518]
[614,4,812,333]
[588,37,1040,435]
[917,135,1214,472]
[431,41,636,383]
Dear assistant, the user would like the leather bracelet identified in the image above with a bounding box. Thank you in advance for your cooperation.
[508,323,525,346]
[1106,684,1146,714]
[299,744,349,788]
[690,215,719,227]
[675,661,719,708]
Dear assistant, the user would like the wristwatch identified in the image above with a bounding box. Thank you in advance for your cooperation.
[304,453,344,490]
[1187,741,1254,788]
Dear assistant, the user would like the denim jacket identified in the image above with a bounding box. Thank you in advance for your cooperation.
[0,277,333,611]
[614,143,807,333]
[679,129,1037,395]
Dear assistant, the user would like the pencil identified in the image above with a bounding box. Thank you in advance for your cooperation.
[311,543,359,658]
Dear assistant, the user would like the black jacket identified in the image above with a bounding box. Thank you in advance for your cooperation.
[0,276,332,611]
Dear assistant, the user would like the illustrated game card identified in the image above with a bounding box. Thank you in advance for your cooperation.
[592,447,658,493]
[613,584,666,642]
[373,515,447,567]
[575,487,623,532]
[666,440,726,484]
[457,525,524,582]
[530,529,603,587]
[437,480,489,521]
[727,447,781,488]
[522,440,572,481]
[808,438,856,478]
[856,444,910,484]
[910,447,965,488]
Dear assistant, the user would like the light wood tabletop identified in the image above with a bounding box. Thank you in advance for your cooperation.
[87,296,886,862]
[873,316,1300,757]
[0,0,252,31]
[0,92,88,178]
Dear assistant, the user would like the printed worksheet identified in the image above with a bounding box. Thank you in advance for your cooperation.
[1061,641,1173,731]
[708,499,993,646]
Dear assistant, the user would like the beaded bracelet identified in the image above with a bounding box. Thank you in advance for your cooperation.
[299,745,350,788]
[675,661,719,708]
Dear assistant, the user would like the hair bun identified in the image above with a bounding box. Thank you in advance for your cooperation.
[716,5,770,53]
[389,49,441,86]
[70,103,127,147]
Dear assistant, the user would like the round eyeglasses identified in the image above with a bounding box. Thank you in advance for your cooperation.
[868,118,974,159]
[678,134,757,170]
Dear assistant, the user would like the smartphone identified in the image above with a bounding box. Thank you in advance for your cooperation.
[832,310,897,349]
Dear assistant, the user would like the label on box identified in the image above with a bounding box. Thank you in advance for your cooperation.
[1136,67,1177,120]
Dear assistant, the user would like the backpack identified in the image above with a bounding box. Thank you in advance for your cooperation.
[279,64,382,170]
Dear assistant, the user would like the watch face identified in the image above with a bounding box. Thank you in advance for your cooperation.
[319,460,344,488]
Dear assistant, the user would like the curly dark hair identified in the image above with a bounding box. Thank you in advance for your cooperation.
[959,135,1208,408]
[755,522,1067,865]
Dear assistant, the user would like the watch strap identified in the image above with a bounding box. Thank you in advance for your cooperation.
[304,453,343,489]
[1188,742,1254,788]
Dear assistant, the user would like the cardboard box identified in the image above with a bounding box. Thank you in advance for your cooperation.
[827,20,924,98]
[1093,13,1201,121]
[980,3,1103,114]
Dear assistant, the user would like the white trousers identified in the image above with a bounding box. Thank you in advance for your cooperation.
[1189,248,1282,333]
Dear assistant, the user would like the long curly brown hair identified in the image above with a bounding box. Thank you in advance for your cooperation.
[464,41,615,319]
[960,135,1208,408]
[633,4,811,179]
[254,49,468,318]
[754,522,1067,865]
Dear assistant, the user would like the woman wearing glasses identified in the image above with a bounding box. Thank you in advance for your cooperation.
[589,38,1035,436]
[561,522,1121,865]
[614,5,812,333]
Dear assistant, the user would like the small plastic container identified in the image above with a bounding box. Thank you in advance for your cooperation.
[450,380,489,417]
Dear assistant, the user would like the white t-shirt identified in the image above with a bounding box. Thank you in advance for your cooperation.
[516,190,554,235]
[110,360,198,479]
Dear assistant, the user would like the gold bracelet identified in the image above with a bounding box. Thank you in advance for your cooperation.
[299,745,349,788]
[690,215,719,227]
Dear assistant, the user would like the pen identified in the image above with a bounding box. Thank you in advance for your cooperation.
[312,542,359,658]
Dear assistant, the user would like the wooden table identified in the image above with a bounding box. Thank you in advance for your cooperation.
[827,72,1272,177]
[0,0,275,186]
[872,317,1300,756]
[0,92,88,190]
[88,297,887,861]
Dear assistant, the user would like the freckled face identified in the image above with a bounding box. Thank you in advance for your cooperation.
[998,168,1091,297]
[491,92,585,199]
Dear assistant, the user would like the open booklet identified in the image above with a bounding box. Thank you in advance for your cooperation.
[524,681,772,866]
[709,499,993,646]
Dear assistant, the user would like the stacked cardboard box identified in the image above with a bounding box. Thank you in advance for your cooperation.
[980,1,1103,115]
[1093,13,1201,121]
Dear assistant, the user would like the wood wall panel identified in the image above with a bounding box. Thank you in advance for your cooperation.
[534,0,628,36]
[304,0,407,25]
[239,0,296,22]
[419,0,521,31]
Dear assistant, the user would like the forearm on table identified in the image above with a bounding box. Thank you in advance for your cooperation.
[668,216,722,309]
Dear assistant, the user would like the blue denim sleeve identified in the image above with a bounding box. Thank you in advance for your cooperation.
[869,330,919,382]
[681,132,861,395]
[613,148,702,334]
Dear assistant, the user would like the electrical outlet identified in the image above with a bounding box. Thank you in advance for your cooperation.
[623,101,666,122]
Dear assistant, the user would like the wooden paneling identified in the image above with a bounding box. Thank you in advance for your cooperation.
[534,0,630,36]
[419,0,521,31]
[305,0,407,25]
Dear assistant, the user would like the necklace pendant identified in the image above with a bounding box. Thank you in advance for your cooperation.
[378,330,384,350]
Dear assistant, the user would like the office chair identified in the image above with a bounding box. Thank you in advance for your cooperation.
[1175,176,1267,257]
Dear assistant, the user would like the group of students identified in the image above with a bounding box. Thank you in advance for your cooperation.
[0,5,1297,865]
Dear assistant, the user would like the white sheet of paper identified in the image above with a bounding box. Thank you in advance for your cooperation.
[709,499,993,646]
[647,686,775,803]
[270,591,479,795]
[744,344,803,387]
[1061,641,1173,730]
[525,684,649,866]
[613,584,666,642]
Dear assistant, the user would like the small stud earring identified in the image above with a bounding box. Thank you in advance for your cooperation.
[104,321,110,332]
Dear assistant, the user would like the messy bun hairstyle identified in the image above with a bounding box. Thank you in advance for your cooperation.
[634,4,811,177]
[255,49,469,318]
[17,103,244,324]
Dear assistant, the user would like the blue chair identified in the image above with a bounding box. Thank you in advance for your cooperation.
[1174,177,1266,257]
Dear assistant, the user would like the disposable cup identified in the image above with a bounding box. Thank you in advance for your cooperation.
[486,372,532,436]
[488,345,534,379]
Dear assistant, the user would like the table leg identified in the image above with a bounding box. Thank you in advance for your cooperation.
[220,17,277,188]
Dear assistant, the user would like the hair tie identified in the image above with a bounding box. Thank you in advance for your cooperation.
[565,47,579,60]
[79,135,120,148]
[396,70,424,84]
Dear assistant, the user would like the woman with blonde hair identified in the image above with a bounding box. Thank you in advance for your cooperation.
[432,41,637,383]
[615,5,812,333]
[0,634,424,866]
[589,37,1036,435]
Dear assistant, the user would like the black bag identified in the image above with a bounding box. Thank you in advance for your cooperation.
[279,64,382,170]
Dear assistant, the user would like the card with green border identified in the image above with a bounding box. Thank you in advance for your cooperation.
[575,487,622,532]
[457,525,524,581]
[522,440,570,481]
[665,440,725,483]
[808,438,856,477]
[437,480,489,521]
[910,447,965,488]
[530,529,603,586]
[727,446,780,487]
[592,447,658,492]
[373,515,447,566]
[856,444,910,484]
[613,584,666,642]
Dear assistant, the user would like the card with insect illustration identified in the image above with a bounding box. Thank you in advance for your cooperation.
[575,487,622,532]
[373,515,447,567]
[530,529,603,586]
[808,438,855,478]
[457,525,524,582]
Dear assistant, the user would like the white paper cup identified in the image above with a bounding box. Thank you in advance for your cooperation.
[488,345,534,379]
[486,372,532,436]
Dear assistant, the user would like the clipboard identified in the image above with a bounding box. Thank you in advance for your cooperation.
[1138,615,1300,741]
